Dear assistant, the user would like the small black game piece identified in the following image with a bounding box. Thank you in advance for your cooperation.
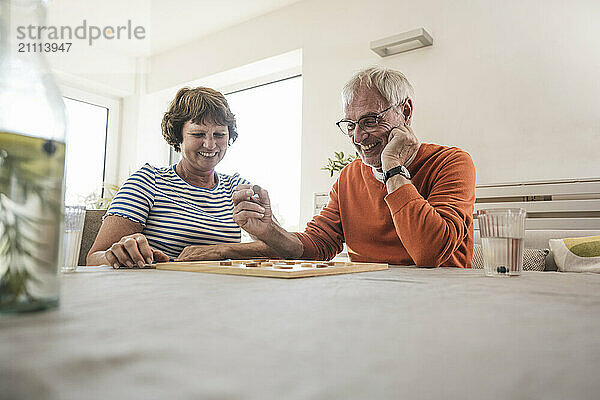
[497,266,507,274]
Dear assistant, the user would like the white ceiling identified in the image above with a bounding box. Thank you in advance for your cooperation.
[46,0,304,56]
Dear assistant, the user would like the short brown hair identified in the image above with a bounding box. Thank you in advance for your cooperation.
[161,87,238,152]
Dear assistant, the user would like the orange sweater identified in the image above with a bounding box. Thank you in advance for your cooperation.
[296,143,476,267]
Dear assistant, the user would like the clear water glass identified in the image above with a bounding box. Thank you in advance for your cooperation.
[62,206,86,273]
[477,208,527,277]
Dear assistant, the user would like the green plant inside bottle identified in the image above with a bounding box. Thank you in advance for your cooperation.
[0,131,65,313]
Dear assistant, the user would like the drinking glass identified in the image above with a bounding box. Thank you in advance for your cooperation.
[62,206,86,273]
[477,208,527,276]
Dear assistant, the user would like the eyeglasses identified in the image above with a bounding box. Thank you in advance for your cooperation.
[335,105,394,136]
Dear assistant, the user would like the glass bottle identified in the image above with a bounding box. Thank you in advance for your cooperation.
[0,0,66,312]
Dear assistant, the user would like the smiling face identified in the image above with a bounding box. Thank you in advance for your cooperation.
[179,120,229,174]
[345,85,404,169]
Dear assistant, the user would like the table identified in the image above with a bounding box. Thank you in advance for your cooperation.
[2,266,600,400]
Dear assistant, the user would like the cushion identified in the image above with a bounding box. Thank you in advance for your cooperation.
[549,235,600,273]
[79,209,107,266]
[472,244,549,271]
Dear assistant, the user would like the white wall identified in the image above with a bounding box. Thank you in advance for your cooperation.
[49,0,600,227]
[145,0,600,227]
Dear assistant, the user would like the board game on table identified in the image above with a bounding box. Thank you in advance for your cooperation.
[152,259,388,278]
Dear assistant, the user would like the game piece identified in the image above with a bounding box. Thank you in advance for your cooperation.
[300,262,313,268]
[245,262,260,267]
[315,263,328,268]
[220,261,233,266]
[261,261,274,267]
[326,261,336,266]
[283,260,296,265]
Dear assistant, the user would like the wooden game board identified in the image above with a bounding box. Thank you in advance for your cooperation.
[153,259,388,278]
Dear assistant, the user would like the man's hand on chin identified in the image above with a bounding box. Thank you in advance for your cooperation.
[381,125,419,171]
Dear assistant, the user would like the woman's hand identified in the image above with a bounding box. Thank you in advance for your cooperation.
[105,233,169,268]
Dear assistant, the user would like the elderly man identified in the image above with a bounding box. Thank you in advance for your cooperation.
[180,67,475,267]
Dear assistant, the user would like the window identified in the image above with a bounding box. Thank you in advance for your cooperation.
[220,76,303,231]
[61,87,120,208]
[63,98,108,205]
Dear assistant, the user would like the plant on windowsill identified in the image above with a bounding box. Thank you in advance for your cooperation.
[82,183,121,210]
[321,151,359,177]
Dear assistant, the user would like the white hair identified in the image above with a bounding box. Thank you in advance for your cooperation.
[342,66,414,112]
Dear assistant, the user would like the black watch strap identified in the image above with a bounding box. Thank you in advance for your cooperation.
[383,165,411,183]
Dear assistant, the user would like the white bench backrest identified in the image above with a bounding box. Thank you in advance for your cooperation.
[474,178,600,230]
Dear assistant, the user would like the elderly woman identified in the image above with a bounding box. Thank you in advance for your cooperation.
[87,87,250,268]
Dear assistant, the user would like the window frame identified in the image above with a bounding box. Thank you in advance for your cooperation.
[60,85,121,197]
[221,74,303,231]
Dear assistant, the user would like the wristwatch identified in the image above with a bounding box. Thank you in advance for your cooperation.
[383,165,411,183]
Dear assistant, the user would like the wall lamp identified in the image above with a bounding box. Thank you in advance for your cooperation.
[370,28,433,57]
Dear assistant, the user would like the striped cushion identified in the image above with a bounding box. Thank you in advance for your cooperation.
[472,244,549,271]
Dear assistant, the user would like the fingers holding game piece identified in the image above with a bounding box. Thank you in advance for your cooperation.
[251,185,271,205]
[232,188,274,238]
[250,185,263,203]
[234,184,265,205]
[233,200,266,216]
[233,185,255,205]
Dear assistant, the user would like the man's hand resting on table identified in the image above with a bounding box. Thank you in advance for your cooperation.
[177,245,226,261]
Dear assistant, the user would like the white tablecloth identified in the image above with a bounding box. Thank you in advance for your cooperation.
[1,266,600,400]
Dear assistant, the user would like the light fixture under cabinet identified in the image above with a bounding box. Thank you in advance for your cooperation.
[370,28,433,57]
